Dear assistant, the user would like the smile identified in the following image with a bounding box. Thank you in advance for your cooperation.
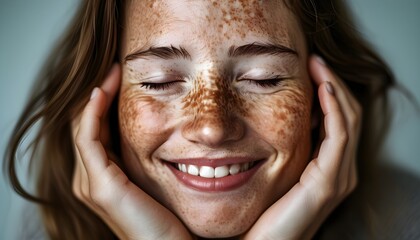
[165,158,264,192]
[175,161,257,178]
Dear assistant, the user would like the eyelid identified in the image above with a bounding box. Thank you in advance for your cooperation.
[139,81,184,91]
[139,74,185,83]
[236,75,295,92]
[238,75,285,81]
[136,74,186,92]
[237,67,290,80]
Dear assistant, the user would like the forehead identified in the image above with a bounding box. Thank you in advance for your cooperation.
[122,0,302,56]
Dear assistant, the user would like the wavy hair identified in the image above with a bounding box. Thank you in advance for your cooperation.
[5,0,395,239]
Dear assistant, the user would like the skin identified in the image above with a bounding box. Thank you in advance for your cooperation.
[119,0,312,237]
[72,0,361,239]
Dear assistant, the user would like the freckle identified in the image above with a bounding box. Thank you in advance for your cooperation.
[277,112,287,121]
[278,129,285,136]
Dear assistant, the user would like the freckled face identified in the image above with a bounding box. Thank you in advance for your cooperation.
[119,0,313,238]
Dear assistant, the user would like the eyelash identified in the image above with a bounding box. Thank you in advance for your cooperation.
[139,81,182,90]
[244,77,286,88]
[139,77,286,91]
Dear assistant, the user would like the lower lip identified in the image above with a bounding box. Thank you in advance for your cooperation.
[166,161,264,192]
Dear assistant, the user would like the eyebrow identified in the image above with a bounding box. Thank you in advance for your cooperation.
[125,45,192,62]
[124,42,297,62]
[228,42,298,58]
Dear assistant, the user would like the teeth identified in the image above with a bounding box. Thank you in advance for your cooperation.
[241,162,249,172]
[200,166,215,178]
[176,161,257,178]
[187,165,199,176]
[214,166,229,178]
[229,164,240,175]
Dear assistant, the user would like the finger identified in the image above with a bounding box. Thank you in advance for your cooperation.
[71,64,120,140]
[72,116,91,202]
[75,88,110,176]
[315,81,348,178]
[309,56,354,101]
[309,55,360,120]
[72,65,120,202]
[99,64,121,149]
[101,64,121,112]
[309,56,361,182]
[319,81,357,196]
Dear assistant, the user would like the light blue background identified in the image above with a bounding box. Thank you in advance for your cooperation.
[1,1,419,239]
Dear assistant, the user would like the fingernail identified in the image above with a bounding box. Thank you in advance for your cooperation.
[326,81,335,95]
[315,55,326,66]
[90,87,99,100]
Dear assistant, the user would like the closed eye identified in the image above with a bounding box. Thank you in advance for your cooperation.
[139,80,184,91]
[242,77,288,88]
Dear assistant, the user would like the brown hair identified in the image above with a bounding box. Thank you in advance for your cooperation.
[287,1,396,238]
[5,0,395,239]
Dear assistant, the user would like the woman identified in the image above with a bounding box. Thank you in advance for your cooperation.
[6,0,399,239]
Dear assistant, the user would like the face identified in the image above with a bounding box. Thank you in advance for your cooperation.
[119,0,313,238]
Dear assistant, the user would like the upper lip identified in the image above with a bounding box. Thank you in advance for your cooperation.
[163,157,261,168]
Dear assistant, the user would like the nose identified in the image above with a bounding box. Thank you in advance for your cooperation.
[182,113,245,147]
[181,88,245,148]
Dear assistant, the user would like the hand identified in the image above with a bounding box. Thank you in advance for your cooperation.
[71,64,192,240]
[243,55,361,240]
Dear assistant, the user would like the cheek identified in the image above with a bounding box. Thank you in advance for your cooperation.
[118,89,171,157]
[247,87,312,152]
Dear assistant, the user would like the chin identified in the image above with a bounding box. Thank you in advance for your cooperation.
[158,168,280,239]
[174,193,267,238]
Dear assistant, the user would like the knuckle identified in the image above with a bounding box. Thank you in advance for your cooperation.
[338,131,349,145]
[348,112,358,127]
[320,189,336,205]
[340,176,358,198]
[317,171,358,205]
[80,186,91,201]
[72,184,82,199]
[89,186,111,207]
[73,185,90,203]
[348,108,362,127]
[72,175,83,200]
[72,176,92,204]
[318,183,339,204]
[75,133,85,149]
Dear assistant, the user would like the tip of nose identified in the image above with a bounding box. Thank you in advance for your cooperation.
[201,126,213,136]
[199,126,226,146]
[182,117,245,147]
